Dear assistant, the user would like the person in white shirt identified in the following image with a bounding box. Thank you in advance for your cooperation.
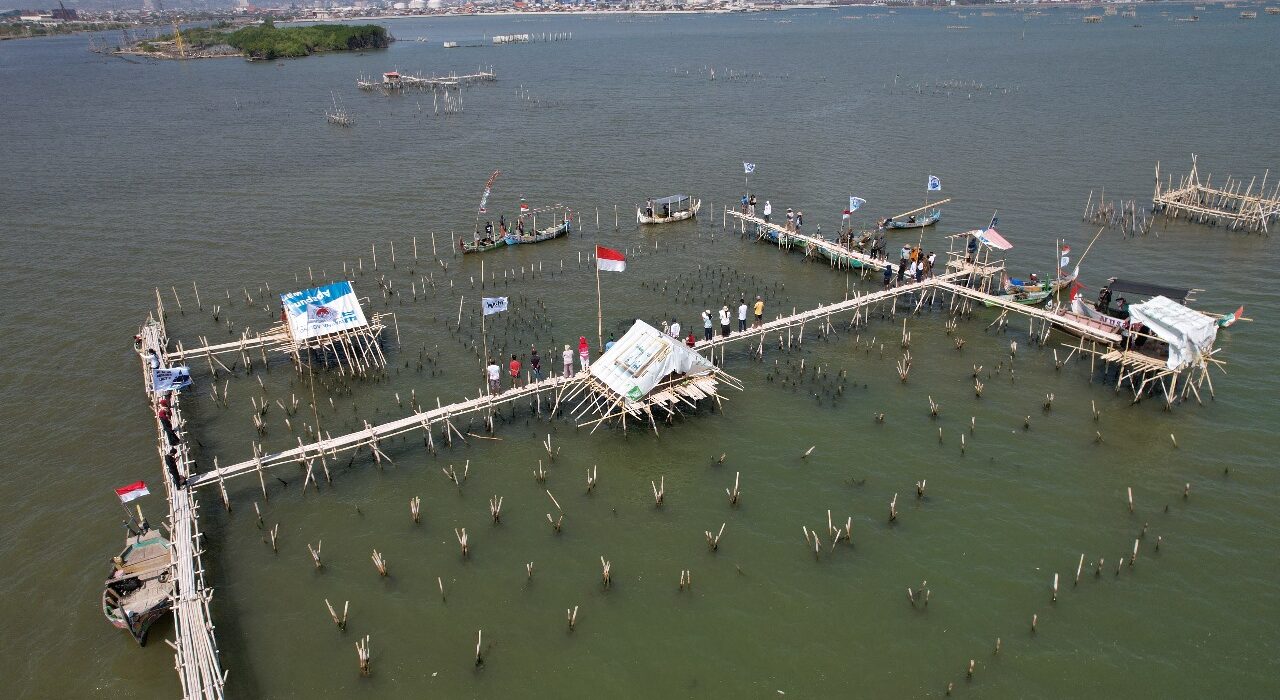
[737,299,748,332]
[669,318,681,339]
[719,305,731,337]
[702,309,713,341]
[486,359,501,394]
[562,344,573,378]
[762,200,772,223]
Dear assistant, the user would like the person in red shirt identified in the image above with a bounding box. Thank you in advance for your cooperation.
[685,331,697,348]
[509,354,522,388]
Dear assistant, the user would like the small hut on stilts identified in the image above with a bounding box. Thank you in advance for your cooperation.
[561,320,742,435]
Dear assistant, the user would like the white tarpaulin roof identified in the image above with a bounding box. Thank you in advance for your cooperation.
[1127,295,1217,370]
[590,320,716,403]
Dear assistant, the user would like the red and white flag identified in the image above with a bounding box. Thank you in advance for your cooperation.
[596,245,626,272]
[115,481,150,503]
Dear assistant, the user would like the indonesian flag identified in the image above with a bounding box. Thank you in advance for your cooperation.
[115,481,150,503]
[596,245,625,272]
[520,199,529,213]
[1069,281,1084,300]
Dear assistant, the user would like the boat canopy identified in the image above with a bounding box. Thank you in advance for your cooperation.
[1106,278,1193,303]
[1127,296,1217,370]
[652,194,690,206]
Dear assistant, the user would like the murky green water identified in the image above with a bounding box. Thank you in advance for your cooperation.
[1,7,1278,698]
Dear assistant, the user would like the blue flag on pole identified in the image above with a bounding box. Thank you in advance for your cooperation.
[927,175,942,191]
[743,162,756,175]
[152,366,192,393]
[848,196,866,212]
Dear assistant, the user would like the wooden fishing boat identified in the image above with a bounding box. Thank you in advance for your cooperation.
[459,236,507,255]
[883,209,941,230]
[1006,266,1078,294]
[985,288,1052,307]
[103,525,173,646]
[505,218,572,246]
[638,195,700,225]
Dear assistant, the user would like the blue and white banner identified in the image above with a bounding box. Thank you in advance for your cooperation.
[743,162,756,175]
[482,296,509,316]
[152,366,192,393]
[927,175,942,191]
[281,281,368,341]
[848,196,866,212]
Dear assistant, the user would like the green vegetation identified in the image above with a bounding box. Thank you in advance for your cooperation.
[155,26,231,50]
[227,23,390,60]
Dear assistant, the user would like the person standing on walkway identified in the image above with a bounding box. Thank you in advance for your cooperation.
[486,359,501,394]
[156,402,180,447]
[578,336,591,371]
[926,251,936,278]
[686,331,697,348]
[509,354,522,388]
[737,298,748,332]
[669,318,681,339]
[900,244,911,265]
[164,447,186,489]
[530,347,542,381]
[702,309,713,341]
[719,305,732,338]
[748,194,757,217]
[762,200,772,223]
[883,264,894,289]
[753,295,764,327]
[562,344,573,378]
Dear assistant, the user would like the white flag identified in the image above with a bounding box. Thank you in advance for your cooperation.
[927,175,942,191]
[743,162,756,174]
[482,297,508,315]
[848,196,866,212]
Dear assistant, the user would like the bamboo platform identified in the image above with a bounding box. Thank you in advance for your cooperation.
[139,318,226,700]
[1153,155,1280,233]
[165,312,393,377]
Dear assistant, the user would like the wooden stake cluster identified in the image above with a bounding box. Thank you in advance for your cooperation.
[489,495,504,523]
[308,541,323,569]
[726,472,741,506]
[678,569,692,590]
[907,580,930,608]
[356,635,371,676]
[704,523,726,551]
[371,549,388,576]
[889,493,899,522]
[410,496,421,524]
[455,528,470,558]
[586,465,598,493]
[566,606,579,632]
[325,599,348,630]
[600,556,612,589]
[651,476,665,506]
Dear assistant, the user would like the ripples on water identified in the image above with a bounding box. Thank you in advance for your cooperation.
[0,7,1277,697]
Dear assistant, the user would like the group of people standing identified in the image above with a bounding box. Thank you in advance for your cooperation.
[485,337,596,394]
[882,244,937,288]
[696,295,765,340]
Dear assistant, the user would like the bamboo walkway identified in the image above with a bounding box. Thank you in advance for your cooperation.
[187,374,584,493]
[931,280,1122,345]
[726,210,885,269]
[140,319,226,700]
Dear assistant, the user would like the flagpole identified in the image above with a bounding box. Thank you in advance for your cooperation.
[595,254,604,352]
[481,304,490,396]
